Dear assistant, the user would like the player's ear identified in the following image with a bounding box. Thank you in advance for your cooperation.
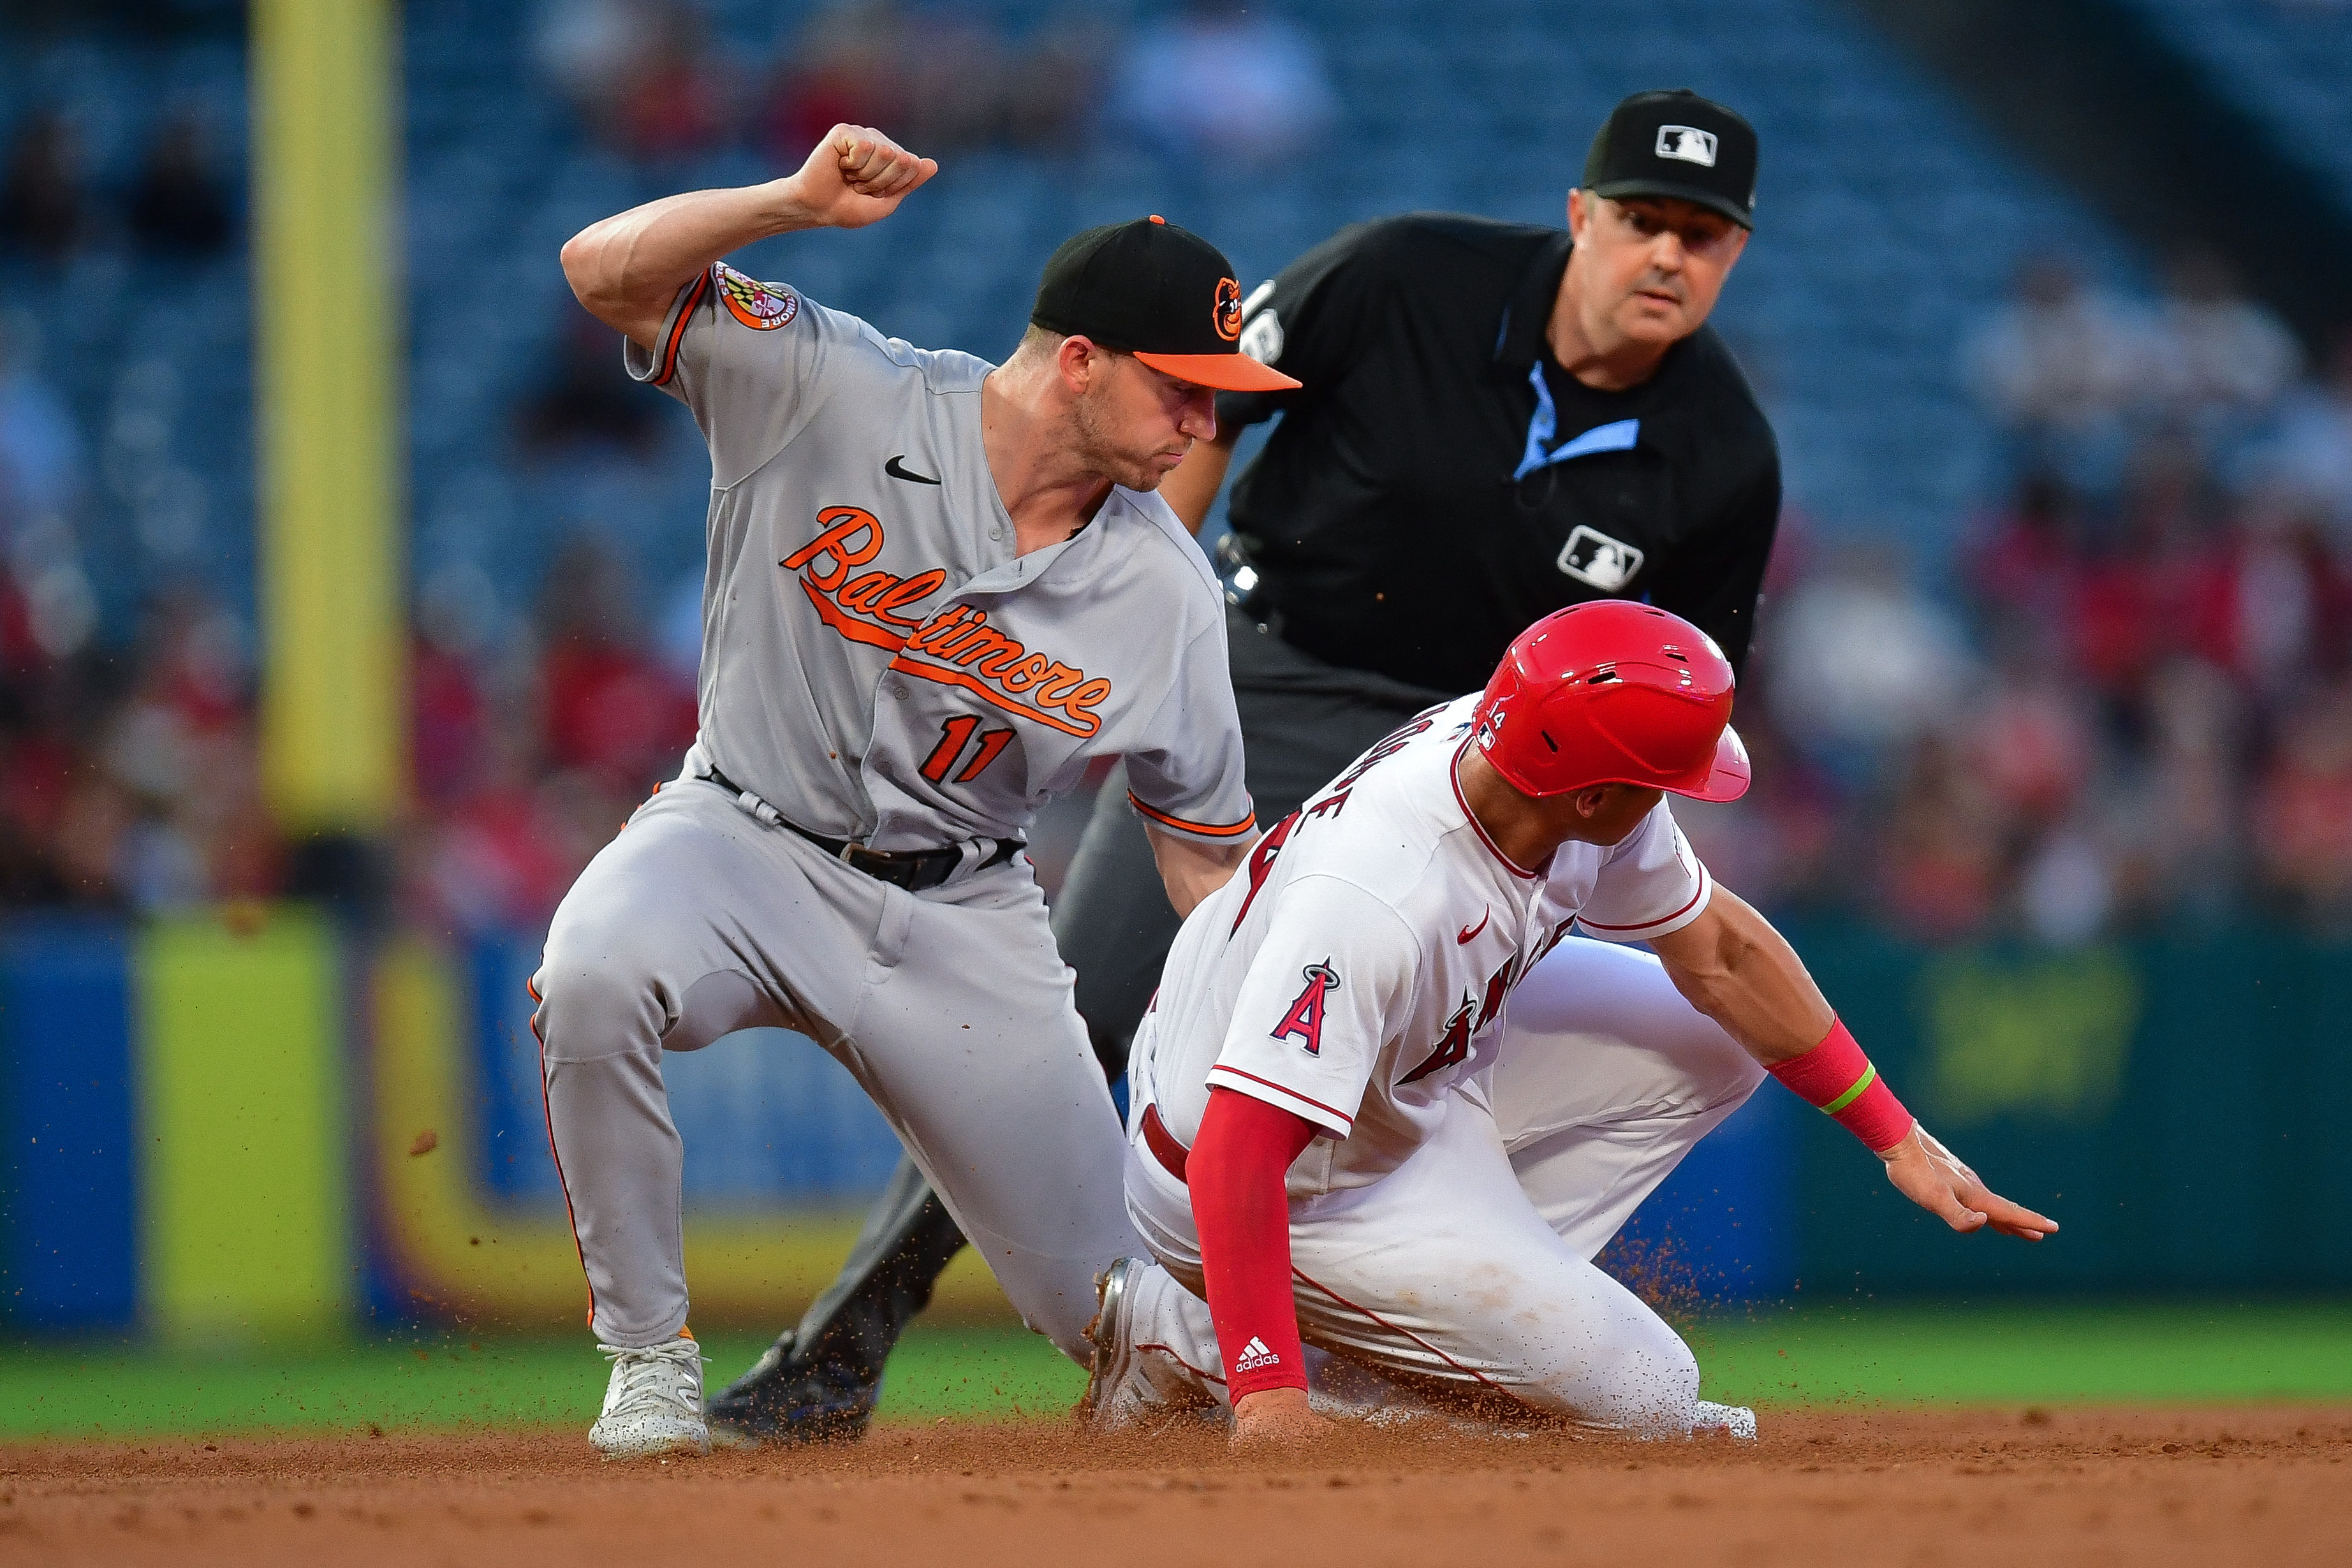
[1566,187,1590,238]
[1056,333,1105,396]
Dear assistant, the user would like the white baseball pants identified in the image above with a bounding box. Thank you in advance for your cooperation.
[1122,936,1765,1433]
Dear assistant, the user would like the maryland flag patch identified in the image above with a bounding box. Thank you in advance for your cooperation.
[716,263,798,330]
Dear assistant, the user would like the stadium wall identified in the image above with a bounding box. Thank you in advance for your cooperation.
[1,912,2346,1337]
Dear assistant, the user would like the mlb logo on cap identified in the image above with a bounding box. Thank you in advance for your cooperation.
[1654,125,1717,167]
[1584,88,1758,228]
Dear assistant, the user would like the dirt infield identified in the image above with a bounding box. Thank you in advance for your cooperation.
[1,1405,2344,1567]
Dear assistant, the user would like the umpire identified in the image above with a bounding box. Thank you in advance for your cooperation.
[709,87,1781,1444]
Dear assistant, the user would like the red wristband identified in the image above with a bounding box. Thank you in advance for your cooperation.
[1767,1017,1915,1154]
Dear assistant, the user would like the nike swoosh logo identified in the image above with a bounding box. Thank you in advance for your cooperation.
[1458,909,1489,944]
[885,455,941,485]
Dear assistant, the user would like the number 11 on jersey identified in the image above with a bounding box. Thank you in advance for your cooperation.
[920,714,1017,785]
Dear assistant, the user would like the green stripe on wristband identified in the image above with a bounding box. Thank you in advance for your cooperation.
[1821,1062,1878,1117]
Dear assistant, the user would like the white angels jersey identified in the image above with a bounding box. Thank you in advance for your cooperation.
[1133,694,1713,1196]
[624,262,1254,853]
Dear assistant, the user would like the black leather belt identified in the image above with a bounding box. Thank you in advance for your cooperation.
[700,766,1020,892]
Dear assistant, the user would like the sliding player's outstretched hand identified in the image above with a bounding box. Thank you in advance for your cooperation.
[791,124,937,228]
[1881,1125,2058,1241]
[1230,1388,1333,1449]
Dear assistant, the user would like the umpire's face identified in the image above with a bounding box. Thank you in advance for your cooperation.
[1566,190,1749,349]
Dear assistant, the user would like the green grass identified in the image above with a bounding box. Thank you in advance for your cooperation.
[1691,1300,2352,1409]
[0,1325,1087,1440]
[3,1302,2346,1440]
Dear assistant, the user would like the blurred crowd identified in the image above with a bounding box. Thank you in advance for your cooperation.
[7,6,2352,951]
[0,106,235,261]
[1684,249,2352,942]
[531,0,1336,168]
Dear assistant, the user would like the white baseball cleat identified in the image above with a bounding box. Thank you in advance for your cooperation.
[1692,1399,1758,1441]
[590,1335,711,1459]
[1077,1257,1149,1432]
[1077,1257,1217,1433]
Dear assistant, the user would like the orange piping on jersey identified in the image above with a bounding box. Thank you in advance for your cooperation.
[1128,793,1257,839]
[1205,1065,1355,1130]
[652,269,713,387]
[895,656,1101,738]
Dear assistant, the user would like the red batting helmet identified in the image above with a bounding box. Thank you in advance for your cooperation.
[1471,602,1750,803]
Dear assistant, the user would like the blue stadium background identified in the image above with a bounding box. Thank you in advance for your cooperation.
[1,0,2349,1329]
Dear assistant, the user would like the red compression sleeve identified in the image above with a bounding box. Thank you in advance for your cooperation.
[1766,1016,1915,1153]
[1188,1087,1318,1403]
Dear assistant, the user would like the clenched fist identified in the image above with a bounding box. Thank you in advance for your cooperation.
[784,124,939,230]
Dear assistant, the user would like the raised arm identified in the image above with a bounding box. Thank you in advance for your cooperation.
[559,126,937,351]
[1650,888,2057,1242]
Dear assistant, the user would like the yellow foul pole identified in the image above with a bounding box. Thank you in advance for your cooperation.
[253,0,405,835]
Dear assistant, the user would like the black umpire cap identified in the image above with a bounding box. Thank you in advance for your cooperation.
[1584,89,1758,230]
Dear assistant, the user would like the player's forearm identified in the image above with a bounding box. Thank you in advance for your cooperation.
[1161,430,1240,536]
[561,181,821,348]
[1649,888,1833,1064]
[1190,1088,1318,1403]
[1146,825,1251,919]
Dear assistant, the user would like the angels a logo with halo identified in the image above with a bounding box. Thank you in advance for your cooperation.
[1213,276,1244,342]
[715,263,800,330]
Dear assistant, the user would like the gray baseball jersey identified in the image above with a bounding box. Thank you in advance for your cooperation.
[533,259,1256,1361]
[623,261,1256,852]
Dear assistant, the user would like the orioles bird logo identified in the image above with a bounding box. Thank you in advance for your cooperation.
[1214,276,1244,342]
[1270,960,1340,1055]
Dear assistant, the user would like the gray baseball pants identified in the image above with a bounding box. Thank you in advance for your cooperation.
[531,777,1142,1358]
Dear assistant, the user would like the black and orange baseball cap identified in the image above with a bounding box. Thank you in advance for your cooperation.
[1030,216,1300,393]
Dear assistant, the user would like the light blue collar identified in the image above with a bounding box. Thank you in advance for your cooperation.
[1514,361,1639,482]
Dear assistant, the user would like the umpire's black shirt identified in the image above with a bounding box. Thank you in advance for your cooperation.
[1217,213,1781,693]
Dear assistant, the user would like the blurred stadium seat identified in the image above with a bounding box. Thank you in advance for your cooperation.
[2,0,2151,641]
[2126,0,2352,209]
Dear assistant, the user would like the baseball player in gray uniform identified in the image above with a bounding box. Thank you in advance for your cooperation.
[547,125,1298,1457]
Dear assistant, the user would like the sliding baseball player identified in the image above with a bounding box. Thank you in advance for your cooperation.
[1085,602,2056,1440]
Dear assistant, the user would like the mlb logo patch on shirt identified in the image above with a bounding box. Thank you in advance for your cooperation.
[1556,525,1646,591]
[1655,126,1718,167]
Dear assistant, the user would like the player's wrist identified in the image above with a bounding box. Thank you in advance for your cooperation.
[1226,1362,1310,1406]
[757,175,827,234]
[1233,1384,1311,1418]
[1766,1016,1915,1154]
